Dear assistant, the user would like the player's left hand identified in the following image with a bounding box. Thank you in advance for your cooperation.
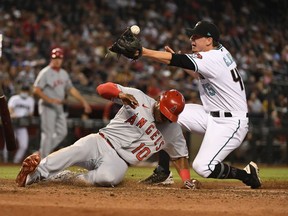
[119,92,139,109]
[108,27,142,60]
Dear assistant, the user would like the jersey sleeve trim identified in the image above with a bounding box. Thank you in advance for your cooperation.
[185,54,198,72]
[169,54,196,71]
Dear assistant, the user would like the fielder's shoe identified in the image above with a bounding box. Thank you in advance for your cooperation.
[242,161,261,189]
[15,153,41,187]
[140,170,174,185]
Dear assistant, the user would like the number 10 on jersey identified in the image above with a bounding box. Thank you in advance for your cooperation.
[131,143,151,161]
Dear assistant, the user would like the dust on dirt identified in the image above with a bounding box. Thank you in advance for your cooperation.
[0,178,287,216]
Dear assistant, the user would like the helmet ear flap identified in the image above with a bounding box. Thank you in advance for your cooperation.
[159,90,185,122]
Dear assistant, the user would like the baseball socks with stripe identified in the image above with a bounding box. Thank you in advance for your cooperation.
[207,162,261,189]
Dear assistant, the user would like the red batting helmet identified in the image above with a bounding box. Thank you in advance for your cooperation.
[51,47,64,59]
[159,89,185,122]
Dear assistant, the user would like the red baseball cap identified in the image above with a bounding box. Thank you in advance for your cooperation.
[51,47,64,59]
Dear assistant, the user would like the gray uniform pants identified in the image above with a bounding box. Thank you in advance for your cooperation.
[30,133,128,187]
[39,105,67,157]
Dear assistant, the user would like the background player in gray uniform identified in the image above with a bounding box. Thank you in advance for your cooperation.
[140,21,261,189]
[3,85,35,163]
[33,47,92,158]
[16,82,199,189]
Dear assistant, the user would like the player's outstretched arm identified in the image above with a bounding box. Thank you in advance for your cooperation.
[172,157,200,189]
[142,47,172,64]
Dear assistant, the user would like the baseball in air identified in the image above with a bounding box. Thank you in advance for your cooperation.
[130,25,140,35]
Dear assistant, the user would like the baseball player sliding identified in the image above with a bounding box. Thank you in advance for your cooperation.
[16,82,199,189]
[109,21,261,189]
[33,47,91,158]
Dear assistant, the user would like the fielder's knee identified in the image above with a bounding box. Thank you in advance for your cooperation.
[192,160,212,178]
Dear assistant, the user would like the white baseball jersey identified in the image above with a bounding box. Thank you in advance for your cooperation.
[186,44,248,113]
[7,94,35,163]
[174,44,249,177]
[100,84,188,165]
[8,94,35,118]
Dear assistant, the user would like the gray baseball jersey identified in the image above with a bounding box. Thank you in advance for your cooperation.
[100,84,188,165]
[25,84,188,187]
[34,65,73,110]
[33,65,72,157]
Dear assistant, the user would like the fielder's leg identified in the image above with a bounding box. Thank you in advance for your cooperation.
[192,116,261,189]
[206,161,261,189]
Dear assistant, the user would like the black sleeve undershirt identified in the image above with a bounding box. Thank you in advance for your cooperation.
[169,53,196,71]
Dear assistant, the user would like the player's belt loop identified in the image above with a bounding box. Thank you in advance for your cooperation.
[99,132,115,149]
[99,132,130,166]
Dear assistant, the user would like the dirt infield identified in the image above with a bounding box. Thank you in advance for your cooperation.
[0,179,287,216]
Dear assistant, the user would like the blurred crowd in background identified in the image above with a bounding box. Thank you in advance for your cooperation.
[0,0,287,163]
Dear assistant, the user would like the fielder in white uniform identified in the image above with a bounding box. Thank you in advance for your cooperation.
[33,47,91,158]
[141,20,261,189]
[16,82,199,189]
[5,85,35,163]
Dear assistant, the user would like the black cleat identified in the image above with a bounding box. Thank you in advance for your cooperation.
[243,161,261,189]
[140,170,174,185]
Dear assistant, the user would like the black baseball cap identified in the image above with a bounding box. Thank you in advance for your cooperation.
[21,85,30,91]
[186,21,220,41]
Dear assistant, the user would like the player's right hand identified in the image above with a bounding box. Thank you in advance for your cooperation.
[181,179,201,190]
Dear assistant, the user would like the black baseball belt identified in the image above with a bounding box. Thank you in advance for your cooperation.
[210,111,248,118]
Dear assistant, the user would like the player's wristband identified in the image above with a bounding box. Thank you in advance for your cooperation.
[97,82,121,99]
[179,169,191,182]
